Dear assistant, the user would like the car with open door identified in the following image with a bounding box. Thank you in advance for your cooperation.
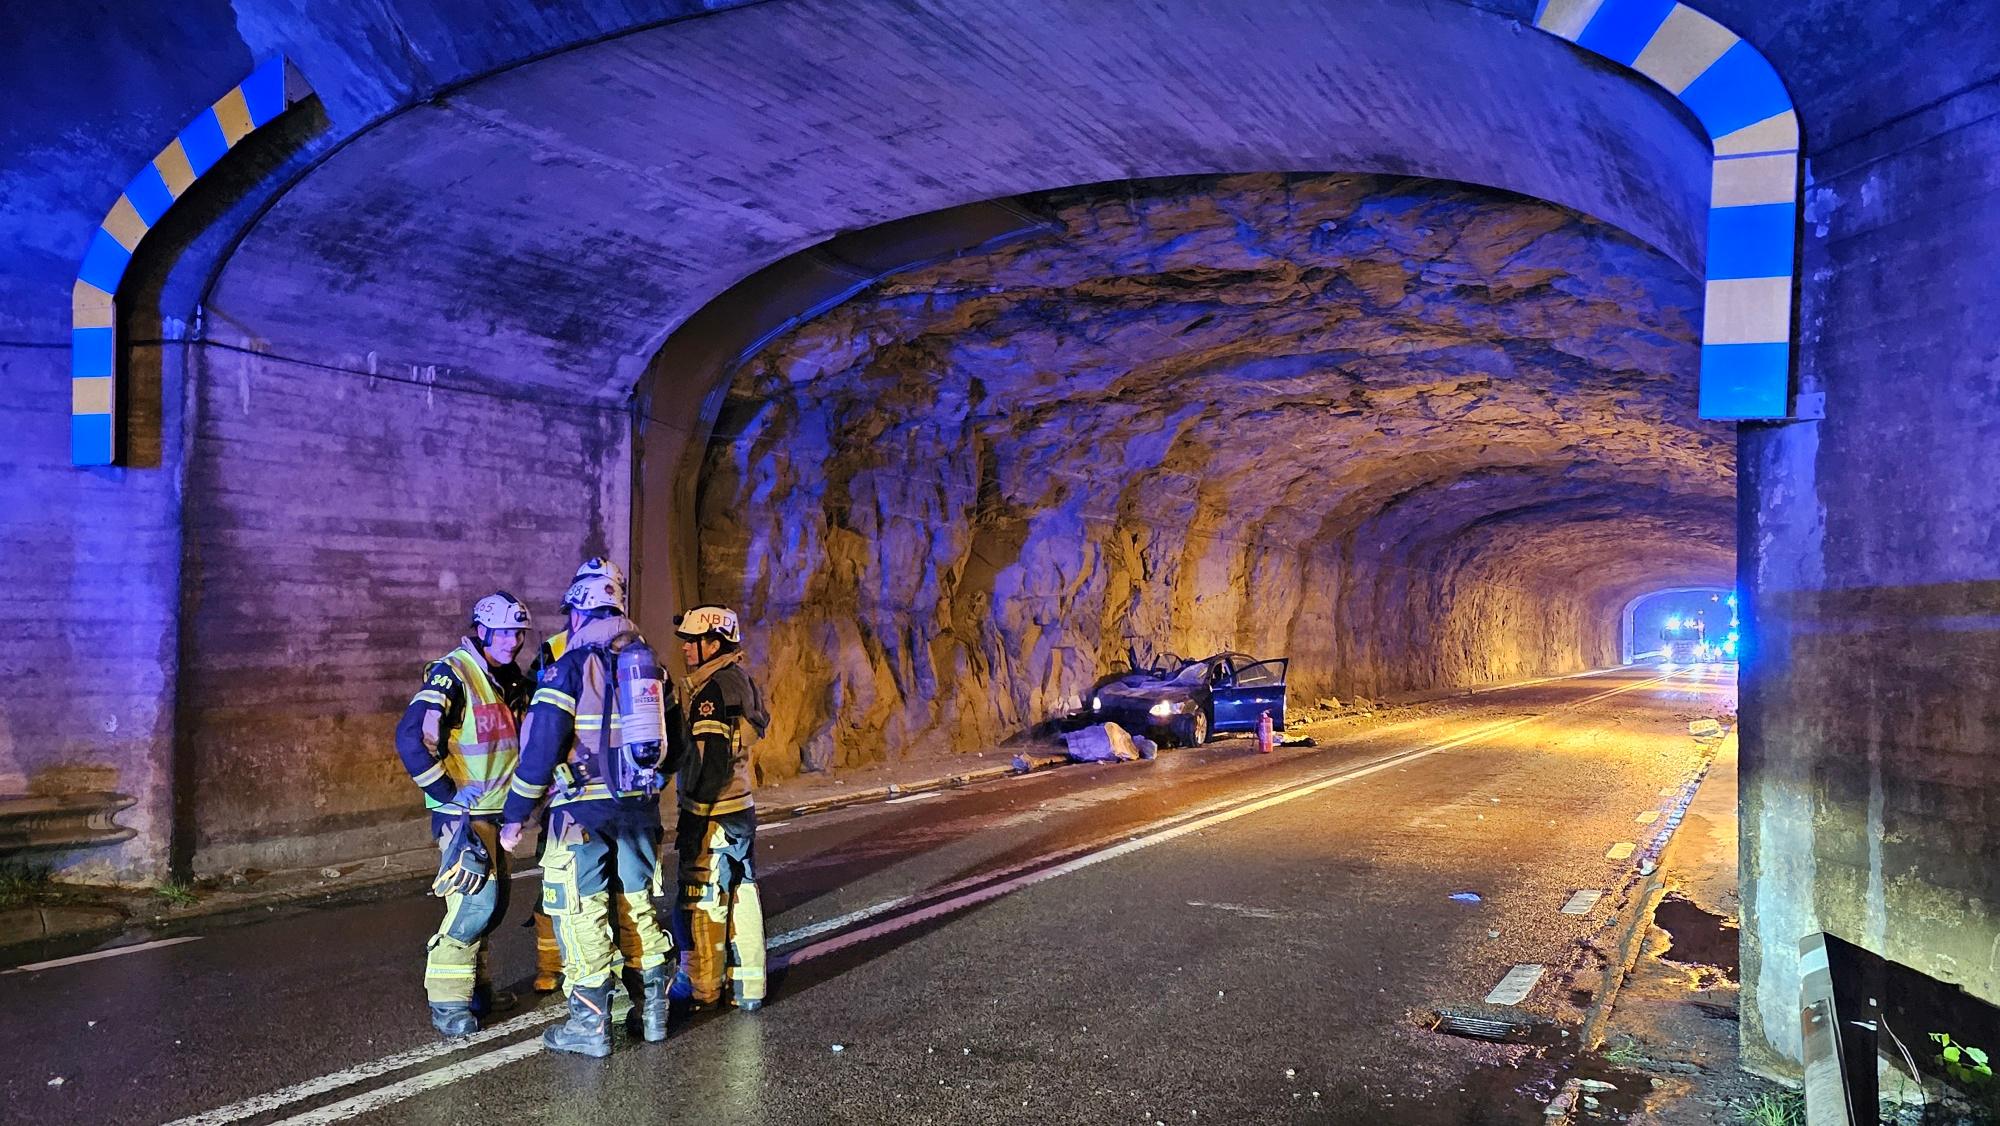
[1088,650,1289,747]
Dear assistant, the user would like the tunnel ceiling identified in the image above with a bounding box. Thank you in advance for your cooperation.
[202,0,1710,403]
[689,173,1734,764]
[701,172,1734,599]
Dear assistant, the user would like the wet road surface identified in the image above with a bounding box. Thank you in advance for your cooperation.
[1,663,1736,1125]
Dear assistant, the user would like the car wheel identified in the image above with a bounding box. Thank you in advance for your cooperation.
[1190,709,1209,746]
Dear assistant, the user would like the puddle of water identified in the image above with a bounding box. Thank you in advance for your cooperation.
[1653,892,1739,982]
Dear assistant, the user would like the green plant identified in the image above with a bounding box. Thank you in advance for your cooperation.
[1736,1089,1804,1126]
[153,881,199,908]
[1933,1032,1994,1089]
[1600,1037,1645,1065]
[0,862,53,909]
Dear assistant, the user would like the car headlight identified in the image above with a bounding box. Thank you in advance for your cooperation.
[1091,695,1102,712]
[1149,700,1174,717]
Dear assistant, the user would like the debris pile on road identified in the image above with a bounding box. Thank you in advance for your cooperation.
[1058,722,1157,763]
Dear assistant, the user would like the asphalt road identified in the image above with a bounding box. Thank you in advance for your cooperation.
[0,663,1736,1125]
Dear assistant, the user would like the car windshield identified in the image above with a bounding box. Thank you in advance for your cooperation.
[1167,661,1211,686]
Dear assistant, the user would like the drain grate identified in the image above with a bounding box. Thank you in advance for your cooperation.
[1431,1009,1532,1042]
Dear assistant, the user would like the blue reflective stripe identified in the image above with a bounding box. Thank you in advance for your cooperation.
[1678,40,1793,140]
[1575,0,1677,65]
[241,56,288,125]
[1699,342,1791,419]
[71,413,114,466]
[71,327,114,379]
[78,229,132,294]
[177,111,230,176]
[1706,203,1796,280]
[123,165,176,225]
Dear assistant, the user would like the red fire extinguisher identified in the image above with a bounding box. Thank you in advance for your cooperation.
[1256,709,1276,754]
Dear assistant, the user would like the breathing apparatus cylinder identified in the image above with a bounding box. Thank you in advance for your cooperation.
[615,641,668,782]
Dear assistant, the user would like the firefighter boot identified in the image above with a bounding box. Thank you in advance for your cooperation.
[639,966,670,1042]
[542,982,613,1058]
[428,1002,477,1039]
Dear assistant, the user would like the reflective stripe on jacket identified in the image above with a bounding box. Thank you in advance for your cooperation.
[674,653,766,817]
[425,643,522,814]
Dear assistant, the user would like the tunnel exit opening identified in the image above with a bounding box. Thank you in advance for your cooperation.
[1622,586,1735,664]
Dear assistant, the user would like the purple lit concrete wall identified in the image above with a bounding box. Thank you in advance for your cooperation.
[1725,0,2000,1074]
[174,343,628,875]
[0,3,261,882]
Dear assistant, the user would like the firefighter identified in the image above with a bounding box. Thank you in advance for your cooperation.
[525,556,624,994]
[666,604,770,1012]
[500,568,675,1057]
[392,591,533,1039]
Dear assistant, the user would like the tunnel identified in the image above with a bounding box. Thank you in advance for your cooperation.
[3,0,1996,1092]
[671,172,1735,774]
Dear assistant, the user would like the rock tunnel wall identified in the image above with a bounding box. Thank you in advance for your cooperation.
[693,174,1733,780]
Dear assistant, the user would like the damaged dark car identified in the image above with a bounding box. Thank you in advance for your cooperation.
[1089,650,1288,747]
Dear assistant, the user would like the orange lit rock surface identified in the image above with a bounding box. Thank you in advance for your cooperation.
[698,173,1733,777]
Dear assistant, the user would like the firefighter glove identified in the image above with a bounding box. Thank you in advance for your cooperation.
[433,815,492,897]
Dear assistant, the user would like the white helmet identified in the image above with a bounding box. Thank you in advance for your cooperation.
[573,556,625,588]
[471,591,532,631]
[673,604,741,644]
[564,574,625,613]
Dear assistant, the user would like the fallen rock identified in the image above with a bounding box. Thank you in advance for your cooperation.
[1061,722,1155,763]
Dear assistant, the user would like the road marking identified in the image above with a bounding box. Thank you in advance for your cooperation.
[779,675,1677,969]
[1634,811,1659,824]
[165,667,1685,1125]
[1606,842,1636,860]
[883,791,943,805]
[1561,890,1604,915]
[7,935,202,974]
[265,1039,543,1126]
[1484,963,1546,1005]
[158,1006,564,1126]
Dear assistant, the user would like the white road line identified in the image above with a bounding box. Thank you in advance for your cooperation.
[266,1039,543,1126]
[1635,810,1659,824]
[883,791,943,805]
[780,675,1677,968]
[1606,842,1636,860]
[1485,963,1546,1005]
[165,668,1683,1125]
[6,935,202,974]
[158,1006,564,1126]
[1560,890,1604,915]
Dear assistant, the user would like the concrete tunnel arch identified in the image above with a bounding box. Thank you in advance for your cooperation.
[151,0,1761,879]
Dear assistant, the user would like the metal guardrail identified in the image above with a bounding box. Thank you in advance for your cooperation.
[1800,932,1879,1126]
[0,792,137,858]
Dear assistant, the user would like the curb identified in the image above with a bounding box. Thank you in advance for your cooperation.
[1577,733,1731,1051]
[776,761,1047,819]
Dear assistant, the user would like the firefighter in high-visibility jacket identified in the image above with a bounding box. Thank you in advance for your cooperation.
[525,556,624,994]
[500,569,675,1057]
[665,604,770,1011]
[392,592,533,1039]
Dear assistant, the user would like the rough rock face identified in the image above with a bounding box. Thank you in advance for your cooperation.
[694,174,1733,779]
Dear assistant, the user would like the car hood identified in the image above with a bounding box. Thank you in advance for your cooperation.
[1098,679,1194,705]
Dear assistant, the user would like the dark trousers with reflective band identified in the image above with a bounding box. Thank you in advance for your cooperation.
[676,809,765,1004]
[532,820,648,988]
[540,812,673,992]
[426,818,511,1004]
